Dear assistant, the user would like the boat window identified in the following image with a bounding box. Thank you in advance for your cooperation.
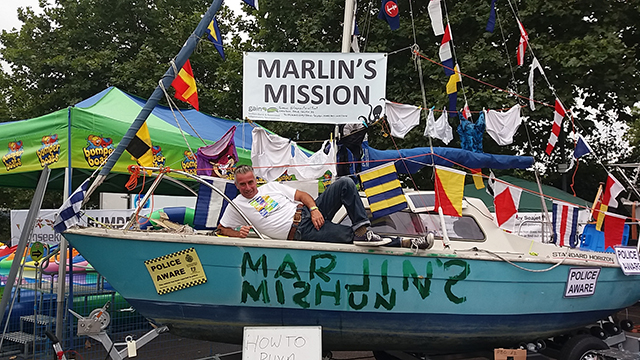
[418,214,485,241]
[340,210,424,236]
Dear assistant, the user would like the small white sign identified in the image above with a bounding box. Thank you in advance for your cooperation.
[242,326,322,360]
[564,267,600,298]
[615,246,640,275]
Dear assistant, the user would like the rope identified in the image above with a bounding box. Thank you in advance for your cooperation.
[462,247,570,273]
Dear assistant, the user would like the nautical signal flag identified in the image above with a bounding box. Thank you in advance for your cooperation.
[378,0,400,30]
[206,18,225,60]
[471,169,484,190]
[242,0,258,10]
[516,19,528,66]
[604,212,626,251]
[433,165,466,217]
[428,0,444,36]
[171,59,199,110]
[360,162,407,219]
[439,24,454,76]
[446,65,461,94]
[486,0,497,33]
[574,134,592,159]
[596,174,625,231]
[53,179,90,233]
[545,98,566,156]
[552,201,579,248]
[492,179,522,232]
[126,122,154,168]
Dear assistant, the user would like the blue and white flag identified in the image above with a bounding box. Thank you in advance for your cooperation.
[574,134,592,159]
[53,179,90,233]
[193,176,238,230]
[243,0,258,10]
[552,201,579,248]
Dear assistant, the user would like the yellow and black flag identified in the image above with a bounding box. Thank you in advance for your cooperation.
[126,122,154,168]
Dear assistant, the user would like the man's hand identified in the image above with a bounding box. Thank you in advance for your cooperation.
[310,208,324,230]
[237,225,252,238]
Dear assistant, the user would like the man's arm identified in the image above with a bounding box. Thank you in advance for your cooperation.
[216,224,251,238]
[294,190,324,230]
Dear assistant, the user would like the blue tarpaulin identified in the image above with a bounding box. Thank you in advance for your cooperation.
[361,142,534,173]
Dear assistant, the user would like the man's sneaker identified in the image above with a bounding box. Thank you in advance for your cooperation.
[353,230,392,246]
[401,236,433,250]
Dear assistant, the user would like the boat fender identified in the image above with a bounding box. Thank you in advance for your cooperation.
[140,207,195,230]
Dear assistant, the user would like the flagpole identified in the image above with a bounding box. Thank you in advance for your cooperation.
[86,0,224,198]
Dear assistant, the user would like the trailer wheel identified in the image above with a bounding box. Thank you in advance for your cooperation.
[559,334,608,360]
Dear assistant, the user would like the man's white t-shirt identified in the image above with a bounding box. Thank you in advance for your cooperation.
[219,182,298,239]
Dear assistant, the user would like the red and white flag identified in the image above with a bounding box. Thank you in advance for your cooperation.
[596,174,625,231]
[493,180,522,232]
[516,19,528,66]
[462,101,471,119]
[545,98,566,155]
[552,201,579,247]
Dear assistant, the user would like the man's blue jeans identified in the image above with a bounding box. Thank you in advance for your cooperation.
[294,177,370,243]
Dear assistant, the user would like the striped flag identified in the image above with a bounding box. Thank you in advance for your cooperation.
[433,165,466,217]
[545,98,566,155]
[205,18,225,60]
[53,179,90,233]
[439,24,454,76]
[552,201,579,247]
[171,59,199,110]
[462,101,472,120]
[516,19,528,66]
[360,163,407,218]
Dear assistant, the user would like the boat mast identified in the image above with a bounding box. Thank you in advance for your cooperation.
[86,0,225,198]
[341,0,356,53]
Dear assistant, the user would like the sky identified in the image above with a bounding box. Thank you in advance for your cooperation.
[1,0,42,34]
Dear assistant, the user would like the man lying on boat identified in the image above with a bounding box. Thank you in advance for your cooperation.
[216,165,394,246]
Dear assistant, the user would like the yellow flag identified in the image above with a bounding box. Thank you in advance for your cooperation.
[446,65,460,94]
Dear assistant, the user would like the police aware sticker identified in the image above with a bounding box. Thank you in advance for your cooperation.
[564,267,600,298]
[144,248,207,295]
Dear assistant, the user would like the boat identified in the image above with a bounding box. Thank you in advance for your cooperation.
[55,0,640,357]
[61,167,640,354]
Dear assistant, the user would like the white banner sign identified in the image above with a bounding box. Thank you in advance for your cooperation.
[10,209,149,246]
[242,326,321,360]
[615,246,640,275]
[564,267,600,297]
[243,52,387,124]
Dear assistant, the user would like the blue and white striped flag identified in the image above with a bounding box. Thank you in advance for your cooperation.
[53,179,90,233]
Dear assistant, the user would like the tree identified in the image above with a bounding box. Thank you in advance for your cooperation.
[243,0,639,199]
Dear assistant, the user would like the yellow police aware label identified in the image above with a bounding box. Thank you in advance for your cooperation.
[144,248,207,295]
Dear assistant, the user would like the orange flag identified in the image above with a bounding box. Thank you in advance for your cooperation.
[171,59,199,110]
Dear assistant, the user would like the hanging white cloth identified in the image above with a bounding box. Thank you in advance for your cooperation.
[251,127,336,182]
[385,101,421,139]
[424,107,453,144]
[484,104,522,146]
